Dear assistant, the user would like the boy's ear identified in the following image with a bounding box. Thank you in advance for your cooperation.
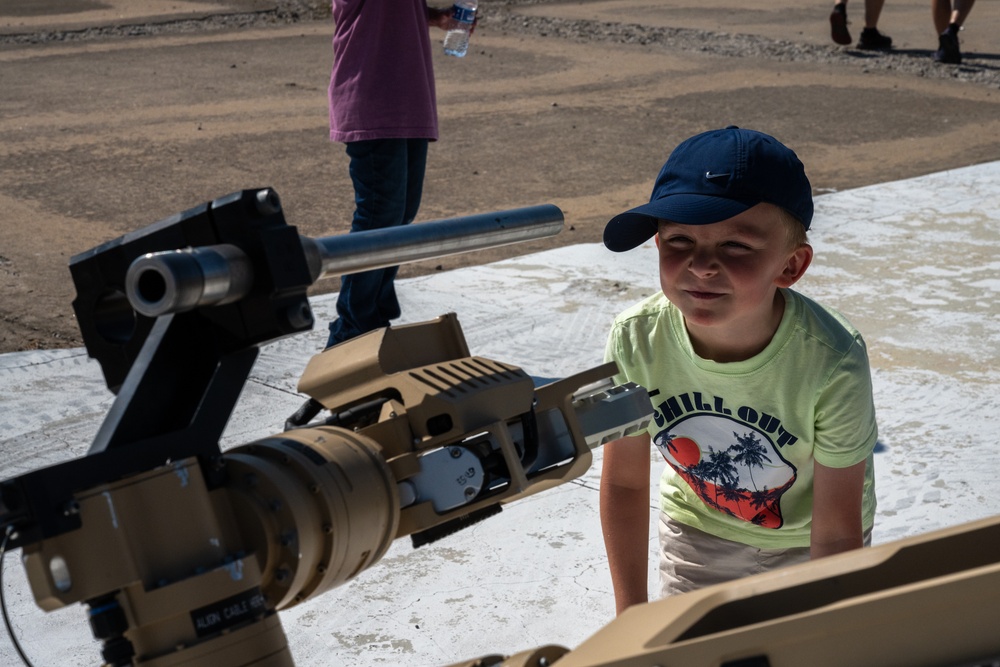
[775,243,813,288]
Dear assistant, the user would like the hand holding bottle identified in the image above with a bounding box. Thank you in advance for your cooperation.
[443,1,478,58]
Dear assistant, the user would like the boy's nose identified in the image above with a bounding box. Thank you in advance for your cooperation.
[687,249,719,277]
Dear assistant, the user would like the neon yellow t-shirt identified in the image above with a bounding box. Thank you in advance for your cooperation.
[605,288,878,549]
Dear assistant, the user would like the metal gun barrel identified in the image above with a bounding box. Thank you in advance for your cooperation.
[307,204,564,279]
[125,244,253,318]
[125,204,564,317]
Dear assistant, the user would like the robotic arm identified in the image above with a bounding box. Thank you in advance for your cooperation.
[0,189,651,666]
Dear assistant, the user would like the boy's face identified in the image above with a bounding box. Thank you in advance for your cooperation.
[655,202,813,361]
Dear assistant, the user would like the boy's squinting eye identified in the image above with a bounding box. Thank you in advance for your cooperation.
[662,235,693,247]
[660,235,754,252]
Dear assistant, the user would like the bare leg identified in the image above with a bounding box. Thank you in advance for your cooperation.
[932,0,974,63]
[950,0,976,28]
[864,0,885,29]
[856,0,891,49]
[932,0,974,33]
[932,0,952,34]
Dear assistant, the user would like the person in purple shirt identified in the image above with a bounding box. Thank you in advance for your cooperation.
[325,0,453,347]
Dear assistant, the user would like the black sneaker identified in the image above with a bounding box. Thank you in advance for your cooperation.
[858,27,892,50]
[830,7,851,45]
[934,29,961,64]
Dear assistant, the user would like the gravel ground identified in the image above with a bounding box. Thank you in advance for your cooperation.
[3,0,998,89]
[2,0,998,355]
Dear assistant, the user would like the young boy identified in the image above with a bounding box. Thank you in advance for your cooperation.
[600,127,878,615]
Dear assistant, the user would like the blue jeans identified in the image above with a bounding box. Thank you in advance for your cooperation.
[327,138,429,347]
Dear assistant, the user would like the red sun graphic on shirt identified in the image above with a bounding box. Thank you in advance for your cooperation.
[653,414,797,528]
[666,436,701,468]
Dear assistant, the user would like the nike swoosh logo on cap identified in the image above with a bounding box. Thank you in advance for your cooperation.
[705,171,730,179]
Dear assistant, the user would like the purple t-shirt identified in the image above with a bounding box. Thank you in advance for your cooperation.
[328,0,439,143]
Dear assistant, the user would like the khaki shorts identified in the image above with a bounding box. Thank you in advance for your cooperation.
[658,512,872,598]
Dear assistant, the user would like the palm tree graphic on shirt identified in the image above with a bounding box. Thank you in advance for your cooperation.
[654,414,796,528]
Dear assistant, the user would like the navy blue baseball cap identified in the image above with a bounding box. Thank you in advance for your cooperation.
[603,127,813,252]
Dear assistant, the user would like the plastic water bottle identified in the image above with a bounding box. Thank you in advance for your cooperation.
[443,1,478,58]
